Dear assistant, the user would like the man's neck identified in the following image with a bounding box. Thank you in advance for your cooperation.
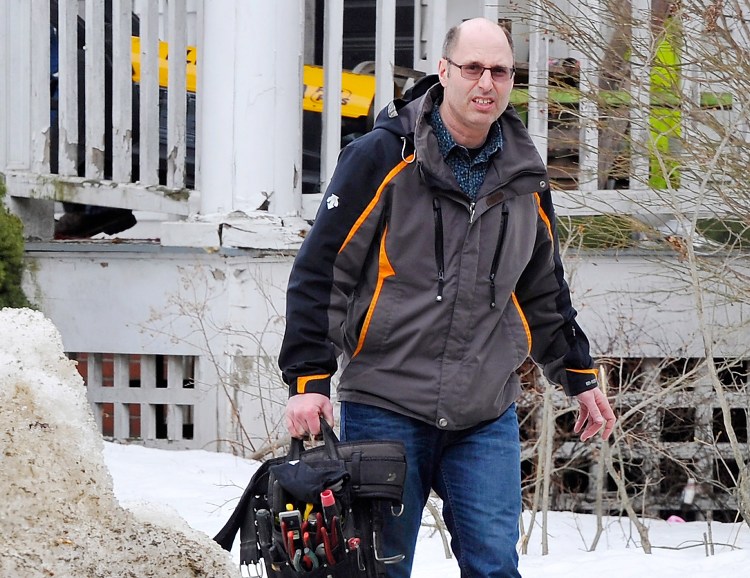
[437,104,490,149]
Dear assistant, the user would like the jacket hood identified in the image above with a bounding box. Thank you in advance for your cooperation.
[372,74,440,139]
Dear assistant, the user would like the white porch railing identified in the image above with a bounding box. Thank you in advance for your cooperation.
[1,0,199,239]
[2,1,749,238]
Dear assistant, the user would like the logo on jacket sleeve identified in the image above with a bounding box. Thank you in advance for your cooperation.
[326,194,340,210]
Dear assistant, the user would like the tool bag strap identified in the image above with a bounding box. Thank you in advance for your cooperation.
[213,458,272,558]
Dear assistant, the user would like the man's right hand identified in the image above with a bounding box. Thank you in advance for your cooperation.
[285,393,334,438]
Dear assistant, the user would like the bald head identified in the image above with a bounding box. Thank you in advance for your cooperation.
[442,18,514,60]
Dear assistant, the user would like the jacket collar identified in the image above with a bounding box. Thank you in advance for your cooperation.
[429,101,503,163]
[406,84,547,200]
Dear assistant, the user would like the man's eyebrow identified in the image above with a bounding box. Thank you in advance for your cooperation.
[463,60,509,67]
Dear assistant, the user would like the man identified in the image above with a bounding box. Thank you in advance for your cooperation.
[279,17,616,577]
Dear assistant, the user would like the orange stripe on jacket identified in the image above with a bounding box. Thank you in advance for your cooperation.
[297,373,331,394]
[533,192,554,241]
[511,292,532,356]
[568,368,599,377]
[339,155,414,254]
[352,225,396,358]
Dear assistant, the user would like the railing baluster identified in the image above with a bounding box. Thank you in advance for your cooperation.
[629,0,651,187]
[575,0,601,192]
[374,0,396,117]
[84,0,106,179]
[320,0,343,195]
[30,0,50,175]
[111,0,133,182]
[57,1,79,176]
[167,0,187,189]
[137,0,160,186]
[528,1,550,164]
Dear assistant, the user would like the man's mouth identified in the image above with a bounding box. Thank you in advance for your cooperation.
[473,97,494,105]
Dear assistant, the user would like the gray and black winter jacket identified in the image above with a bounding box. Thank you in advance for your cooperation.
[279,78,599,430]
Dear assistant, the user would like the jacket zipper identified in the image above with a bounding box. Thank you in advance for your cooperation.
[489,204,510,309]
[432,197,445,302]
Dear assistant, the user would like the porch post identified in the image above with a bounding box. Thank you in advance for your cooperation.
[199,0,303,217]
[0,0,54,240]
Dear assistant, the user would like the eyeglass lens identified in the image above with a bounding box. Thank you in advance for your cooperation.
[447,59,514,81]
[461,63,513,81]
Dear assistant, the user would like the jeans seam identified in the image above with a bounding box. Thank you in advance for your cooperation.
[437,462,474,578]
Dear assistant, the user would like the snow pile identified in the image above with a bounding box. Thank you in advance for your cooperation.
[0,308,238,578]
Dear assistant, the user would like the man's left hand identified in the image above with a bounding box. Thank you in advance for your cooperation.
[574,387,616,441]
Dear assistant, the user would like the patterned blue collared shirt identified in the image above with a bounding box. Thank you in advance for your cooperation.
[429,103,503,202]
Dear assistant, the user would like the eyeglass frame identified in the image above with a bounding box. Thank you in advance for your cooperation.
[444,58,516,82]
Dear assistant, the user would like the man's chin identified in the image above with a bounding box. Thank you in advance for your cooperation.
[468,109,501,127]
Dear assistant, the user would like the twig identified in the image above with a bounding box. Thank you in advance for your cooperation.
[424,497,452,559]
[652,541,741,551]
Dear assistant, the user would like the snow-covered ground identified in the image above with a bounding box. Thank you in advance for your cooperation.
[105,440,750,577]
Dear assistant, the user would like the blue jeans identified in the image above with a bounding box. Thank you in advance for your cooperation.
[340,402,522,578]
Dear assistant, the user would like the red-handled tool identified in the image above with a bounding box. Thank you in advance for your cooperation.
[286,530,296,562]
[320,489,340,525]
[280,521,289,551]
[320,526,337,566]
[315,511,324,545]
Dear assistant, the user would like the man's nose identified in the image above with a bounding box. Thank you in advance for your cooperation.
[477,68,494,88]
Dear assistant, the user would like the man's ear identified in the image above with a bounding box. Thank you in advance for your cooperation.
[438,58,449,87]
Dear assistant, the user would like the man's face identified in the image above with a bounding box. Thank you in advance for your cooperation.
[437,21,514,147]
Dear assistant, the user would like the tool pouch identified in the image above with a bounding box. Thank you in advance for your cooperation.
[214,417,407,578]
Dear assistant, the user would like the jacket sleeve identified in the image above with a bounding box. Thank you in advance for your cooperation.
[514,189,599,396]
[278,135,394,398]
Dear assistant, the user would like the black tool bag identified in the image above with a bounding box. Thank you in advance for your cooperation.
[214,418,407,577]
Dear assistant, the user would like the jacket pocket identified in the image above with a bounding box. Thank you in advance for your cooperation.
[510,291,532,359]
[351,226,396,358]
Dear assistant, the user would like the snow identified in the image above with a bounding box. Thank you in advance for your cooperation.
[0,308,237,577]
[3,307,750,576]
[107,439,750,576]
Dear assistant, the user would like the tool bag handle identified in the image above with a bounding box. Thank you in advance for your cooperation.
[288,416,340,462]
[215,417,340,555]
[214,415,407,576]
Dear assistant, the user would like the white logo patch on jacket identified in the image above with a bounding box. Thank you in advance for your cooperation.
[326,194,339,210]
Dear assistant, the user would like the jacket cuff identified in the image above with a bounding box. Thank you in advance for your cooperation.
[288,373,332,397]
[563,368,599,396]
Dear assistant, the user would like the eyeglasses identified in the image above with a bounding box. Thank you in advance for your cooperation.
[445,58,515,82]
